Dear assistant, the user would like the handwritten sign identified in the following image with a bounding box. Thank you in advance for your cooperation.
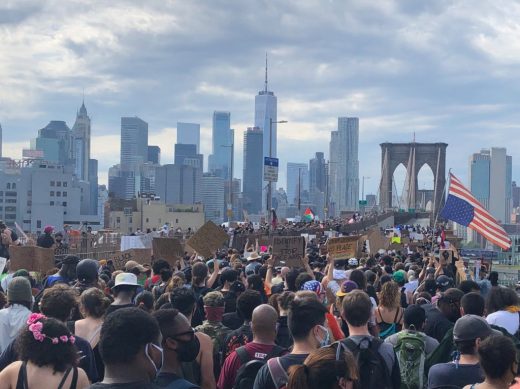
[110,248,152,270]
[187,221,229,259]
[272,236,305,267]
[9,246,55,273]
[327,236,359,260]
[153,238,184,266]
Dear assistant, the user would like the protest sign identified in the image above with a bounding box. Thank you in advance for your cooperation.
[367,229,389,253]
[120,235,146,251]
[153,238,184,266]
[187,221,229,258]
[272,236,305,267]
[110,248,152,271]
[9,246,55,273]
[327,236,360,260]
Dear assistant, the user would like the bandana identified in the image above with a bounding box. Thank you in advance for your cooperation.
[302,280,322,295]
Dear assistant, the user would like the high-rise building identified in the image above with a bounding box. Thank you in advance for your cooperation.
[242,127,263,214]
[177,122,201,153]
[88,159,98,215]
[0,123,3,158]
[255,57,278,212]
[175,144,198,166]
[72,101,91,181]
[309,152,327,193]
[286,163,309,207]
[147,146,161,165]
[201,173,225,224]
[34,121,74,167]
[155,164,201,205]
[513,181,520,209]
[469,148,512,224]
[329,117,359,215]
[208,112,232,179]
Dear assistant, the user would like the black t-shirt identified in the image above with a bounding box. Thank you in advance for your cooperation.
[222,312,243,330]
[253,353,309,389]
[427,362,484,389]
[89,382,160,389]
[37,234,55,248]
[422,304,454,343]
[105,304,134,316]
[155,372,200,388]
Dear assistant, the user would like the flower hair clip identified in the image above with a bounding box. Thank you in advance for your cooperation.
[26,313,75,344]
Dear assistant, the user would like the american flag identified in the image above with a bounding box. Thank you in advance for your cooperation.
[440,173,511,250]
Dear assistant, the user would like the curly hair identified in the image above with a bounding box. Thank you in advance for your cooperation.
[379,280,400,310]
[80,287,111,319]
[15,317,78,373]
[40,285,79,322]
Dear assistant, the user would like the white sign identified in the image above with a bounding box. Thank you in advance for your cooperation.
[0,257,6,275]
[263,157,279,182]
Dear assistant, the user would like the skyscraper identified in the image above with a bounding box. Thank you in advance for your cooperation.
[242,127,263,214]
[155,164,200,205]
[35,121,74,167]
[201,173,225,224]
[309,152,327,193]
[469,148,512,224]
[255,56,277,212]
[208,112,232,179]
[147,146,161,165]
[286,163,309,207]
[72,101,91,181]
[329,117,359,215]
[177,122,201,153]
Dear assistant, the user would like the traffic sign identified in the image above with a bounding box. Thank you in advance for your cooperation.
[359,200,368,206]
[264,157,279,182]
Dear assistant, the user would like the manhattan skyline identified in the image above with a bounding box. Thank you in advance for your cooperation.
[2,1,520,194]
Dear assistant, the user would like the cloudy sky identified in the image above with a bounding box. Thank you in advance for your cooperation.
[2,0,520,196]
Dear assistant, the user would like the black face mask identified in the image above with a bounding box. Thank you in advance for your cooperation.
[176,334,200,362]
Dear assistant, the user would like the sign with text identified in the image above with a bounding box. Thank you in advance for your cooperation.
[327,236,360,260]
[272,236,305,267]
[187,221,229,259]
[110,248,152,271]
[10,246,55,273]
[153,238,184,266]
[367,229,389,254]
[263,157,279,182]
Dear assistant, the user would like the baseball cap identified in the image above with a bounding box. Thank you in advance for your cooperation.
[44,225,54,234]
[348,258,358,267]
[336,280,359,297]
[393,270,407,284]
[436,275,452,291]
[124,260,147,273]
[113,272,139,288]
[453,314,501,342]
[245,262,261,276]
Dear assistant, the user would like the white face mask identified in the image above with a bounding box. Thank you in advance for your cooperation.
[145,343,164,378]
[315,325,330,347]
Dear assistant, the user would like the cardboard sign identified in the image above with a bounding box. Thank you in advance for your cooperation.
[110,248,152,271]
[271,236,305,267]
[327,236,360,260]
[120,235,146,251]
[367,229,389,253]
[9,246,55,273]
[187,221,229,259]
[153,238,184,266]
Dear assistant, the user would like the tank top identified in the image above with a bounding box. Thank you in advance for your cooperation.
[16,361,78,389]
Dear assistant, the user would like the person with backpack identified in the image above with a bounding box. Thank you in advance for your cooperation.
[376,281,404,340]
[217,304,286,389]
[427,315,501,389]
[253,297,328,389]
[385,305,439,389]
[339,290,400,389]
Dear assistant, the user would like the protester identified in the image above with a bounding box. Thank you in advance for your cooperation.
[106,273,139,315]
[145,259,171,291]
[423,288,463,343]
[152,309,200,388]
[89,308,163,389]
[274,291,295,349]
[0,221,19,260]
[136,291,155,313]
[0,314,90,389]
[42,255,80,289]
[253,297,328,389]
[0,276,33,353]
[37,225,55,248]
[286,346,359,389]
[485,286,520,336]
[376,280,404,339]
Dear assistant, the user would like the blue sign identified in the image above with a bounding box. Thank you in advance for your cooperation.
[264,157,279,167]
[264,157,279,182]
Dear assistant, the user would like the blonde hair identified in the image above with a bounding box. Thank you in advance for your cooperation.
[379,280,401,310]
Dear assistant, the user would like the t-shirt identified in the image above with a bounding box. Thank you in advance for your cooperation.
[486,310,520,335]
[422,304,454,343]
[222,312,242,330]
[37,234,55,248]
[89,382,160,389]
[222,324,253,360]
[218,342,287,389]
[155,372,200,388]
[253,353,308,389]
[43,274,69,289]
[385,330,439,355]
[105,303,135,316]
[427,362,484,389]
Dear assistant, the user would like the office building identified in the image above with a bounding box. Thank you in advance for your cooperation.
[201,173,225,224]
[88,159,98,215]
[175,144,198,166]
[286,163,309,207]
[72,101,91,181]
[255,58,278,212]
[469,148,512,224]
[155,164,200,205]
[309,152,327,193]
[208,112,233,179]
[242,127,263,215]
[98,185,109,228]
[329,117,359,215]
[177,122,200,153]
[0,170,20,228]
[147,146,161,165]
[34,121,74,167]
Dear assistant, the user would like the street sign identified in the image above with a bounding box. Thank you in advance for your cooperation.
[359,200,368,206]
[263,157,279,182]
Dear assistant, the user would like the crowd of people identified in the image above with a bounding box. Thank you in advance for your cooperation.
[0,223,519,389]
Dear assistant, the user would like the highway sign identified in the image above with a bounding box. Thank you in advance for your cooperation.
[264,157,279,182]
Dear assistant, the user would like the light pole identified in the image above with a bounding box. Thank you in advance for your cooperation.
[267,118,288,227]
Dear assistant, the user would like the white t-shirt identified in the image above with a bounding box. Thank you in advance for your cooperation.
[486,310,520,335]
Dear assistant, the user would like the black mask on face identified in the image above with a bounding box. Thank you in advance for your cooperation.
[175,334,200,362]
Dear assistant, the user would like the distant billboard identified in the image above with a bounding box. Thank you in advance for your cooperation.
[22,149,44,159]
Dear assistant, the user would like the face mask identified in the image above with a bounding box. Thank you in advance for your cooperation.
[176,333,201,362]
[145,343,163,378]
[316,325,330,347]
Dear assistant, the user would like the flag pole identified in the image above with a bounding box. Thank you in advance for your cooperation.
[433,168,451,228]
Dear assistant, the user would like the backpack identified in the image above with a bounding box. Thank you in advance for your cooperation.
[378,308,403,340]
[342,337,391,389]
[394,331,427,389]
[267,357,289,389]
[424,327,454,374]
[233,345,285,389]
[490,323,520,375]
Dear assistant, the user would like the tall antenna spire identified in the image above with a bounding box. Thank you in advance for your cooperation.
[264,52,268,93]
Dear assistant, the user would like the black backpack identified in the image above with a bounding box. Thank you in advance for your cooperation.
[233,345,285,389]
[342,337,392,389]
